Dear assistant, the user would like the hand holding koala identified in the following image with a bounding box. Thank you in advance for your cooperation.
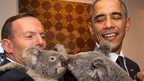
[136,71,144,81]
[67,44,133,81]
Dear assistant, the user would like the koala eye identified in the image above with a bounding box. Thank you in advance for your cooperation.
[73,61,77,65]
[49,56,56,61]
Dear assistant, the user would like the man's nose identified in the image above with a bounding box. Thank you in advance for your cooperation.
[104,18,115,29]
[35,35,45,48]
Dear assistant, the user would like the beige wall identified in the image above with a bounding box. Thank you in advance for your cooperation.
[0,0,143,70]
[0,0,18,40]
[123,0,144,71]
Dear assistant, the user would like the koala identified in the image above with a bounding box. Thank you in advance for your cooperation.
[0,44,68,81]
[67,44,133,81]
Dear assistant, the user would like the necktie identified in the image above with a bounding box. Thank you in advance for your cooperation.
[116,56,126,71]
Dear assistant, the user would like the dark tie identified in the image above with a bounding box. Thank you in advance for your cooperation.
[116,56,126,71]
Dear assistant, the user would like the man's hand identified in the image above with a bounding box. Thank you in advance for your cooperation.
[136,71,144,81]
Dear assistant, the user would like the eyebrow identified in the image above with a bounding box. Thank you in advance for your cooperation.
[112,12,123,16]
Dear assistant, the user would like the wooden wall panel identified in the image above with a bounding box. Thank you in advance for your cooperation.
[19,0,95,54]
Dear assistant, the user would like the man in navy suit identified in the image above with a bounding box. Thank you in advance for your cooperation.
[0,12,77,81]
[88,0,140,80]
[0,12,46,81]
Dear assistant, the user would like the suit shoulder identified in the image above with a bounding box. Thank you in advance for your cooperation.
[125,57,139,67]
[0,68,34,81]
[125,57,140,72]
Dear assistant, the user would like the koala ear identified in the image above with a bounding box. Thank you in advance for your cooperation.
[53,44,66,52]
[90,59,108,80]
[23,46,42,65]
[94,44,111,57]
[53,44,68,59]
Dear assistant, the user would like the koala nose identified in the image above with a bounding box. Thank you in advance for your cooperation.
[67,58,72,63]
[59,55,67,66]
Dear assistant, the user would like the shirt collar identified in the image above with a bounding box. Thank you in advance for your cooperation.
[6,57,15,63]
[95,43,124,62]
[109,51,124,62]
[6,57,22,65]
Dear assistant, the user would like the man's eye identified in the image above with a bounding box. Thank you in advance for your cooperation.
[112,14,122,20]
[25,35,33,39]
[41,34,46,39]
[95,16,105,23]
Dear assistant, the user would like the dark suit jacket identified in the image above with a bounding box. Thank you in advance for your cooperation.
[0,59,77,81]
[125,57,140,80]
[0,57,34,81]
[0,68,34,81]
[63,69,77,81]
[0,55,34,81]
[0,58,9,66]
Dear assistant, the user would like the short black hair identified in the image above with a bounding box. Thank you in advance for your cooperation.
[89,0,128,22]
[1,12,36,40]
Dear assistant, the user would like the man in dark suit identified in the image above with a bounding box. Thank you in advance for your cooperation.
[0,12,46,81]
[88,0,140,80]
[0,12,77,81]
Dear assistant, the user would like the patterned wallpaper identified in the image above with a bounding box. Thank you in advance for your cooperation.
[19,0,95,54]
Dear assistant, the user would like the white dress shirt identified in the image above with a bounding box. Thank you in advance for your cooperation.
[109,51,129,75]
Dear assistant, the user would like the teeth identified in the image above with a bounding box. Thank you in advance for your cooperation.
[104,33,116,37]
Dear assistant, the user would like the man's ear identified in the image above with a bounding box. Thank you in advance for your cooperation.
[1,39,13,54]
[88,22,94,35]
[88,22,98,43]
[126,17,130,32]
[90,59,108,80]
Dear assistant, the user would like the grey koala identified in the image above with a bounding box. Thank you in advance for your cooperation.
[67,45,133,81]
[0,44,68,81]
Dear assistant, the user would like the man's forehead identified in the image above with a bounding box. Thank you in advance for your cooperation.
[12,17,43,30]
[93,0,124,15]
[94,0,121,7]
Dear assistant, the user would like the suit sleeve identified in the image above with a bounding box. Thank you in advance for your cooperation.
[0,69,34,81]
[125,57,140,79]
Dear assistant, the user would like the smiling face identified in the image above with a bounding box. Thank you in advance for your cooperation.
[89,0,130,54]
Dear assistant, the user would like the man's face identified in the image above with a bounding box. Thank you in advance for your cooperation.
[10,16,46,64]
[90,0,130,53]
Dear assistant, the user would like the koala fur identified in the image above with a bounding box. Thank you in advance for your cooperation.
[67,44,133,81]
[0,44,68,81]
